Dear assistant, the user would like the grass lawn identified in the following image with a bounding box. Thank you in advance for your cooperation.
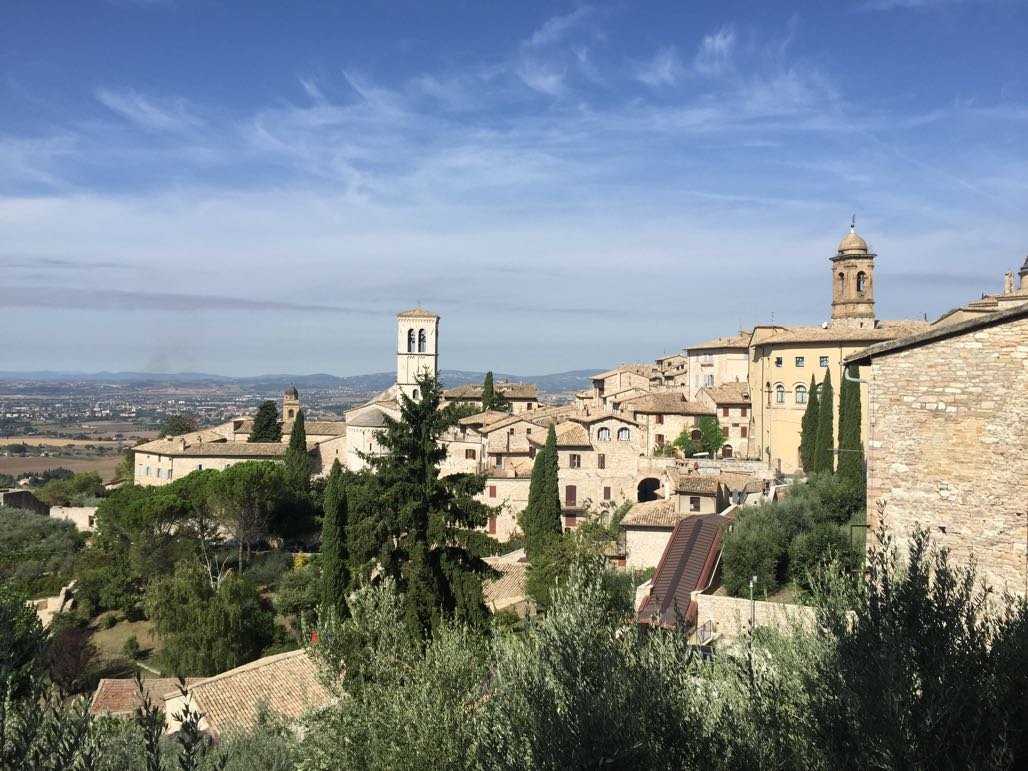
[90,614,164,678]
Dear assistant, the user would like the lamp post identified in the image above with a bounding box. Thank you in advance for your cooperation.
[749,575,757,632]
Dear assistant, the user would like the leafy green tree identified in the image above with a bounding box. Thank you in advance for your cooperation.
[320,460,349,616]
[812,369,835,474]
[211,462,287,573]
[521,424,561,562]
[720,506,788,596]
[35,471,104,506]
[283,409,311,494]
[799,374,820,473]
[145,559,273,677]
[346,372,496,639]
[248,400,281,443]
[0,583,47,698]
[836,365,865,486]
[672,427,704,456]
[158,415,197,438]
[697,414,727,457]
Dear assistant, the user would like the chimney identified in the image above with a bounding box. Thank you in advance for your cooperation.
[1004,272,1014,294]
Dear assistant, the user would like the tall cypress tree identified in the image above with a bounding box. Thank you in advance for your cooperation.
[837,365,865,485]
[284,409,310,493]
[482,372,496,411]
[813,369,835,474]
[320,460,349,616]
[799,374,820,473]
[248,400,282,443]
[523,424,561,561]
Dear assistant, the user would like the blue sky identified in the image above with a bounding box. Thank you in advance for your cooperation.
[2,0,1026,376]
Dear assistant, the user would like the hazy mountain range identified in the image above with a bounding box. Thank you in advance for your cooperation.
[0,369,603,394]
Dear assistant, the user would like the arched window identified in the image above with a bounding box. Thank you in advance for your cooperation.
[795,384,807,404]
[766,381,771,406]
[412,388,420,400]
[597,427,611,441]
[856,271,867,293]
[287,408,295,418]
[722,444,733,459]
[617,427,630,441]
[407,329,415,353]
[838,272,846,294]
[775,384,785,404]
[418,329,427,353]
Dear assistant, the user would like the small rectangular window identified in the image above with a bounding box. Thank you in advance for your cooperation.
[569,454,581,469]
[566,485,577,506]
[655,414,664,425]
[597,453,606,470]
[465,449,476,460]
[722,407,730,417]
[774,357,783,368]
[167,469,173,480]
[655,434,664,446]
[494,455,503,468]
[704,374,714,386]
[740,407,748,418]
[197,464,203,471]
[689,496,701,512]
[820,356,829,368]
[488,485,496,498]
[741,426,748,438]
[603,486,611,501]
[795,356,805,367]
[145,466,151,477]
[488,516,497,534]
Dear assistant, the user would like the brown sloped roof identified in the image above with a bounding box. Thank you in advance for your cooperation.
[553,421,591,447]
[297,421,347,436]
[638,514,730,628]
[91,678,204,717]
[397,307,439,318]
[172,650,331,737]
[444,382,538,400]
[457,410,511,427]
[616,392,714,416]
[621,498,682,529]
[482,558,528,611]
[758,320,929,346]
[699,383,751,405]
[687,330,752,351]
[133,439,305,457]
[718,472,765,494]
[591,364,656,380]
[671,472,724,495]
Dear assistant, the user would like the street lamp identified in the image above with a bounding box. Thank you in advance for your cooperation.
[748,575,757,632]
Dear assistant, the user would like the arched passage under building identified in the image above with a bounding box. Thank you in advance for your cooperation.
[637,477,661,503]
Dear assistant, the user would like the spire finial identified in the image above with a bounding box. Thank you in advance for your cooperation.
[850,214,856,232]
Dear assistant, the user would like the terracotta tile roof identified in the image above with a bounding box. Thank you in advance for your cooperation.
[444,382,538,400]
[670,470,724,495]
[591,364,656,381]
[638,514,730,628]
[397,307,439,318]
[457,410,510,427]
[553,421,591,447]
[347,408,389,428]
[698,383,751,405]
[756,321,929,346]
[478,415,543,435]
[90,678,204,717]
[297,421,347,436]
[172,650,331,737]
[482,558,528,611]
[134,439,301,457]
[621,498,682,529]
[718,472,765,494]
[615,392,714,416]
[687,331,752,351]
[569,412,639,426]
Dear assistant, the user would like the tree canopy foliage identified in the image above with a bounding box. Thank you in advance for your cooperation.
[319,460,349,618]
[345,372,496,639]
[158,414,198,438]
[812,369,835,474]
[521,424,560,562]
[837,365,865,487]
[248,400,281,443]
[799,373,820,472]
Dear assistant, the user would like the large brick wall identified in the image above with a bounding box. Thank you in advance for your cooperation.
[867,316,1028,596]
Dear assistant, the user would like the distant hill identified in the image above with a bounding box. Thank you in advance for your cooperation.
[0,368,603,395]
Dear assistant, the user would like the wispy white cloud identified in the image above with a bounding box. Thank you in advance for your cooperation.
[525,6,592,47]
[634,45,684,88]
[515,60,566,96]
[694,26,736,75]
[94,87,201,132]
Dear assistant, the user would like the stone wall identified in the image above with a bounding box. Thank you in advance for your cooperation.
[867,316,1028,596]
[692,592,817,642]
[624,527,674,570]
[51,506,97,532]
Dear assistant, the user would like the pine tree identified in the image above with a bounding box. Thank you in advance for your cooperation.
[837,365,865,485]
[346,372,496,639]
[320,460,349,616]
[813,369,835,474]
[284,409,310,493]
[523,424,562,561]
[799,374,820,473]
[482,372,496,411]
[248,400,282,442]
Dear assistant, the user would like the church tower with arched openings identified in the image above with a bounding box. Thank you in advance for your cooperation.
[282,385,300,420]
[396,308,439,402]
[831,220,876,329]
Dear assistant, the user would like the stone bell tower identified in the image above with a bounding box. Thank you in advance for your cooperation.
[831,219,876,329]
[282,385,300,421]
[396,308,439,402]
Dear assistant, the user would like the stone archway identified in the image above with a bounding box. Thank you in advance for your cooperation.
[637,477,661,502]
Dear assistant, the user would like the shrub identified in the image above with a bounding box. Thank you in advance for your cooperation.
[101,613,118,629]
[46,626,99,694]
[274,564,320,618]
[122,635,141,660]
[245,550,293,589]
[788,522,850,590]
[721,506,788,596]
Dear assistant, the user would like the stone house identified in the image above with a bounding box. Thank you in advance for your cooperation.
[614,392,714,456]
[685,331,752,400]
[670,471,729,515]
[847,301,1028,597]
[442,381,540,414]
[696,382,753,458]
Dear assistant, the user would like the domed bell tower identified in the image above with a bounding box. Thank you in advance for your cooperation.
[831,219,876,329]
[282,385,300,421]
